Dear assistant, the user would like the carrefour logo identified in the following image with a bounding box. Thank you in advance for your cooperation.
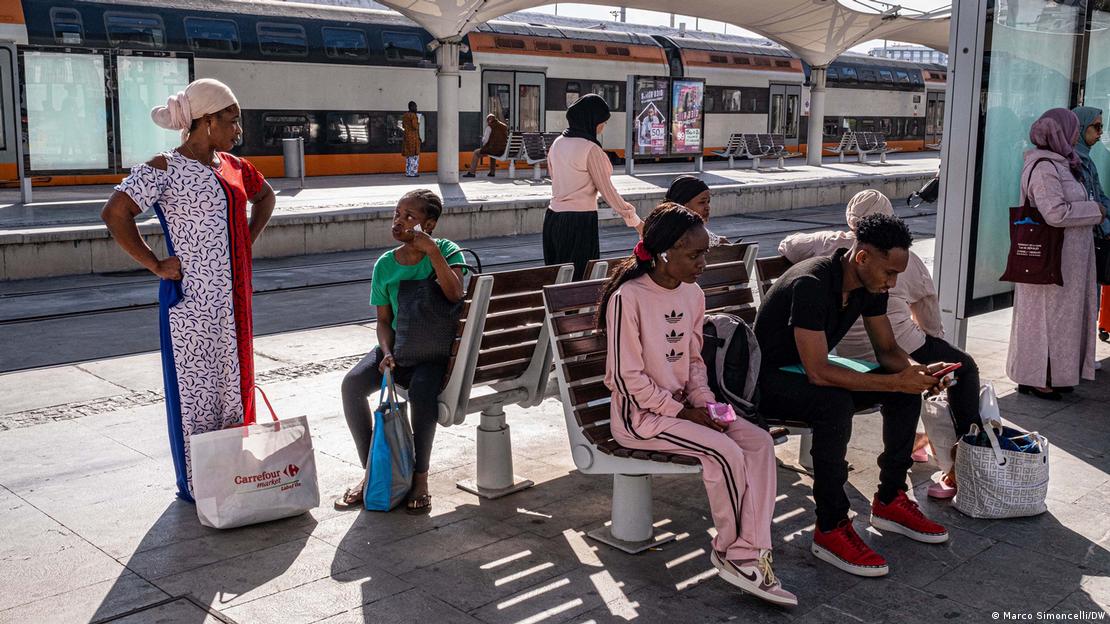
[283,464,300,478]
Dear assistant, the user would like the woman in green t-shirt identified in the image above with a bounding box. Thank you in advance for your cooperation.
[336,189,467,514]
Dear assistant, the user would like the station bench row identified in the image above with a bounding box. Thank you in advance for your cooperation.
[824,131,902,164]
[490,131,559,180]
[712,132,803,170]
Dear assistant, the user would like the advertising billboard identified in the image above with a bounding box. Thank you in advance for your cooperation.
[23,50,110,172]
[670,79,704,154]
[632,76,668,156]
[117,55,192,168]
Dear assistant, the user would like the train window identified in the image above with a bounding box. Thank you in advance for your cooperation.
[572,44,598,54]
[534,41,563,52]
[326,112,370,144]
[753,57,771,67]
[382,31,426,61]
[262,113,312,147]
[859,68,878,83]
[605,46,631,56]
[824,118,840,138]
[826,67,839,81]
[105,12,166,49]
[895,70,912,84]
[879,118,893,135]
[50,8,83,45]
[733,56,750,65]
[710,54,729,64]
[591,83,620,111]
[184,18,240,54]
[565,81,581,108]
[494,37,525,50]
[774,60,792,68]
[910,72,924,85]
[860,118,876,132]
[258,23,308,57]
[840,66,857,83]
[879,70,894,83]
[323,27,369,59]
[708,87,743,113]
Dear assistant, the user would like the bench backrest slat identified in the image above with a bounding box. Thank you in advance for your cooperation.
[755,255,793,298]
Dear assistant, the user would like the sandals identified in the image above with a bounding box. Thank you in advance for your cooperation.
[405,493,432,515]
[333,486,364,511]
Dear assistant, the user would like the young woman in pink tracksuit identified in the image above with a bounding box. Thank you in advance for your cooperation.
[597,203,796,607]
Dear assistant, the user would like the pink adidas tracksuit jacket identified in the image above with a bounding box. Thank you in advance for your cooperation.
[604,274,777,561]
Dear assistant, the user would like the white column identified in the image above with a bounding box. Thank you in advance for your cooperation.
[806,66,827,166]
[436,42,461,184]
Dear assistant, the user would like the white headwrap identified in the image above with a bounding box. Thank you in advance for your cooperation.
[151,78,238,141]
[845,189,894,231]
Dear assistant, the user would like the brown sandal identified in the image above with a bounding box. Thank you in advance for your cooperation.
[333,486,364,511]
[405,493,432,515]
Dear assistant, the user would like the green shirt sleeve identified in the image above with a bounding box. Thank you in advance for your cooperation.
[437,239,468,273]
[369,255,392,307]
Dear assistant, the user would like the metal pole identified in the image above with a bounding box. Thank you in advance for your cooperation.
[806,66,827,166]
[436,42,461,185]
[8,42,29,204]
[298,137,305,188]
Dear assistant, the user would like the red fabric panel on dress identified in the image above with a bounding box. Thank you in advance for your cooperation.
[217,153,266,425]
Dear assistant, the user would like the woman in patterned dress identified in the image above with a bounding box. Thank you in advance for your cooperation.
[101,79,276,501]
[401,101,421,177]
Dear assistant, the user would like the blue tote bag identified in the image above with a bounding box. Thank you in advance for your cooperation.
[363,370,415,511]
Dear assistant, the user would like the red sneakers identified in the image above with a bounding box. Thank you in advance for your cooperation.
[870,491,949,544]
[811,520,889,577]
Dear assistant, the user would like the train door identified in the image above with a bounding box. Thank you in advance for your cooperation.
[925,90,945,146]
[768,83,801,147]
[0,44,18,186]
[482,70,545,132]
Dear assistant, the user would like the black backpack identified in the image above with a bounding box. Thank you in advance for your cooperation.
[701,313,762,423]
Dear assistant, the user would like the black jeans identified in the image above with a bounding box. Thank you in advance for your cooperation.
[910,335,981,437]
[759,368,922,532]
[341,346,446,474]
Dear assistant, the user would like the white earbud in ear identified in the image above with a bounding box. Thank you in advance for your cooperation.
[660,252,669,263]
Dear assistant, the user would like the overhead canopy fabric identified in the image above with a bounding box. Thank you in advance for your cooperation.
[373,0,949,65]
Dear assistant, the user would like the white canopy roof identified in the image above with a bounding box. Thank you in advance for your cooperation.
[373,0,949,66]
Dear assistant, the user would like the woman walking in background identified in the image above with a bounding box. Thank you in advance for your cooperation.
[545,94,642,279]
[100,78,276,501]
[401,101,421,177]
[1007,108,1106,399]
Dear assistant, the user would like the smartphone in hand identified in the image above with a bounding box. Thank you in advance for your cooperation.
[931,362,962,378]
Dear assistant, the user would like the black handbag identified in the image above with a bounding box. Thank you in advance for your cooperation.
[392,248,481,367]
[1095,235,1110,285]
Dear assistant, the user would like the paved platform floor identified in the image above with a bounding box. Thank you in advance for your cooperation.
[0,153,939,231]
[2,241,1109,624]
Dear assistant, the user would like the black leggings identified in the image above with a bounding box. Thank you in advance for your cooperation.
[910,335,981,437]
[759,369,922,532]
[341,346,446,474]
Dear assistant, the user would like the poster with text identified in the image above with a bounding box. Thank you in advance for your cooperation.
[670,79,704,154]
[632,77,669,156]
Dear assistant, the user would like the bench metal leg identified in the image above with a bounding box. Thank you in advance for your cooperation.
[798,431,814,473]
[456,403,534,499]
[587,474,675,554]
[778,156,785,169]
[509,161,516,179]
[752,156,760,170]
[532,164,542,181]
[728,155,734,169]
[880,152,887,164]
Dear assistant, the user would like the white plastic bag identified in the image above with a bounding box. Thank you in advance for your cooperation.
[979,383,1002,425]
[192,388,320,529]
[920,394,958,474]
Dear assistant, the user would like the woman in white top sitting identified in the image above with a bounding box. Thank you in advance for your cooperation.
[778,190,980,499]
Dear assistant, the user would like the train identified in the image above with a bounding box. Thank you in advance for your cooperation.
[0,0,947,184]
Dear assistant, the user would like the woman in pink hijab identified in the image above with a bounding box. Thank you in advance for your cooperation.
[1007,108,1106,400]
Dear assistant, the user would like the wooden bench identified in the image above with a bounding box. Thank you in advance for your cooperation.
[400,263,575,499]
[755,254,793,299]
[582,242,758,287]
[823,131,858,163]
[544,261,816,552]
[490,132,528,178]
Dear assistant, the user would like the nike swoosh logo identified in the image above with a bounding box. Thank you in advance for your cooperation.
[737,568,758,583]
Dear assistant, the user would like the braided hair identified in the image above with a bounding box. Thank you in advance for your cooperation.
[400,188,444,221]
[596,203,704,330]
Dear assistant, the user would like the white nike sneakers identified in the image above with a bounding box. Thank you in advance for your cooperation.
[711,549,798,607]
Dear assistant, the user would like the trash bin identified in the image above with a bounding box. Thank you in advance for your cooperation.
[282,137,304,183]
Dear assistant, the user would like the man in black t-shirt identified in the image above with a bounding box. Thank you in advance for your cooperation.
[754,214,954,578]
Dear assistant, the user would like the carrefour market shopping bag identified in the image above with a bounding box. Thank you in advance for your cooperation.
[192,388,320,529]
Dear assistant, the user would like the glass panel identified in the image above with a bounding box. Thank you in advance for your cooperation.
[323,27,369,60]
[785,94,798,138]
[382,31,426,61]
[327,112,371,144]
[488,83,510,127]
[24,51,109,171]
[972,0,1081,300]
[185,18,240,54]
[591,83,620,110]
[565,81,580,108]
[117,56,191,168]
[518,84,540,132]
[258,23,307,57]
[262,113,311,147]
[769,93,783,133]
[1083,8,1110,205]
[105,13,165,49]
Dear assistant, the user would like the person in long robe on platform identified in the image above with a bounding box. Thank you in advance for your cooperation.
[101,79,276,500]
[1007,108,1106,400]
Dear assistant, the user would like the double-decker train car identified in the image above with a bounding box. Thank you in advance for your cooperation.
[0,0,946,184]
